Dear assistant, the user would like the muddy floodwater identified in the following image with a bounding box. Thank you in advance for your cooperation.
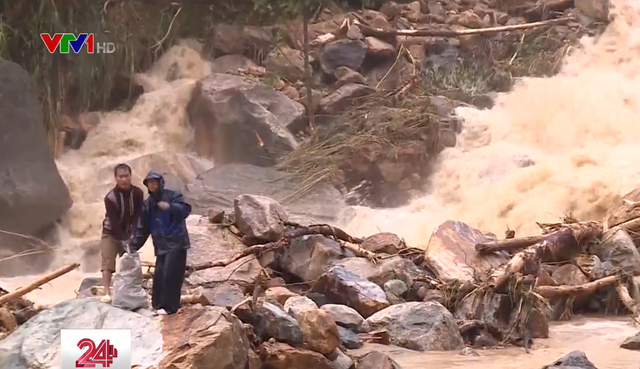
[351,316,640,369]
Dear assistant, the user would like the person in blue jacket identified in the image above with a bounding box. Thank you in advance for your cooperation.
[128,170,192,315]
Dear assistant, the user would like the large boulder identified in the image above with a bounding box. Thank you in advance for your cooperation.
[184,164,345,224]
[588,228,640,275]
[365,301,464,351]
[425,220,509,283]
[234,194,288,243]
[0,60,72,275]
[186,73,305,166]
[0,298,250,369]
[542,350,598,369]
[311,265,390,318]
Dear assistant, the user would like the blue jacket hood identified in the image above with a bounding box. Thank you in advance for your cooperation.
[142,170,165,191]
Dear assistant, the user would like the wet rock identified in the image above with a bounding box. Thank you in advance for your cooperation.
[426,220,509,283]
[337,326,362,349]
[319,39,367,75]
[455,291,511,339]
[621,332,640,350]
[575,0,610,22]
[364,37,396,58]
[234,194,288,243]
[264,45,306,81]
[181,214,249,268]
[210,54,257,74]
[254,302,304,345]
[366,302,464,351]
[334,66,367,88]
[551,264,590,306]
[460,347,480,356]
[201,283,246,308]
[327,349,354,369]
[78,277,101,294]
[259,341,333,369]
[187,73,304,166]
[588,228,640,275]
[0,298,249,369]
[321,304,367,333]
[247,349,262,369]
[402,1,422,22]
[212,24,272,55]
[184,164,345,225]
[0,60,72,276]
[361,232,406,255]
[284,296,318,319]
[318,83,375,116]
[186,255,261,292]
[312,265,390,318]
[346,24,365,40]
[332,255,425,288]
[297,309,341,354]
[265,287,299,306]
[383,279,408,298]
[279,235,348,282]
[542,350,598,369]
[357,351,402,369]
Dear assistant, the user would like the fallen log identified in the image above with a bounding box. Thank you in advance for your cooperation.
[475,235,546,254]
[488,221,602,291]
[0,263,80,305]
[536,275,618,299]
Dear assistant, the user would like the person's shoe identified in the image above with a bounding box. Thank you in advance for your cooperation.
[155,309,167,316]
[100,295,112,303]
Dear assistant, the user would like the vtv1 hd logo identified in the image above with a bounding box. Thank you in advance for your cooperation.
[60,329,131,369]
[40,33,116,54]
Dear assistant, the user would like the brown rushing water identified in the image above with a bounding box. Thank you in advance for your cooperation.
[351,316,640,369]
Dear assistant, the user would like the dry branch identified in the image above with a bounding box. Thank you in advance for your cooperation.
[0,263,80,305]
[353,17,572,38]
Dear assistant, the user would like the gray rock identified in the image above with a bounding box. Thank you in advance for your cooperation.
[264,46,306,82]
[182,216,248,271]
[183,164,344,225]
[284,296,318,319]
[360,232,406,254]
[0,60,72,276]
[312,265,389,318]
[337,326,361,349]
[234,194,288,243]
[0,298,249,369]
[321,304,367,333]
[186,255,261,292]
[279,235,348,282]
[187,73,304,166]
[319,39,367,75]
[201,283,246,308]
[255,302,304,345]
[542,350,598,369]
[366,302,464,351]
[318,83,374,117]
[621,331,640,351]
[211,54,257,74]
[383,279,408,298]
[588,228,640,275]
[331,256,425,288]
[459,347,479,356]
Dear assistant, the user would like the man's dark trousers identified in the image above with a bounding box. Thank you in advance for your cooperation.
[151,248,187,314]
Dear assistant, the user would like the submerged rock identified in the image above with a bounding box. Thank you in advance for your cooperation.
[357,351,403,369]
[259,341,333,369]
[621,332,640,351]
[542,350,598,369]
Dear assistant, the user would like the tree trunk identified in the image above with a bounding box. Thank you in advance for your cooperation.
[0,263,79,305]
[475,235,546,254]
[488,222,602,291]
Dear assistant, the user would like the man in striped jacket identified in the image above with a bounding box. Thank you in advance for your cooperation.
[100,163,144,303]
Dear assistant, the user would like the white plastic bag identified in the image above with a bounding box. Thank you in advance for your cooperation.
[112,245,148,310]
